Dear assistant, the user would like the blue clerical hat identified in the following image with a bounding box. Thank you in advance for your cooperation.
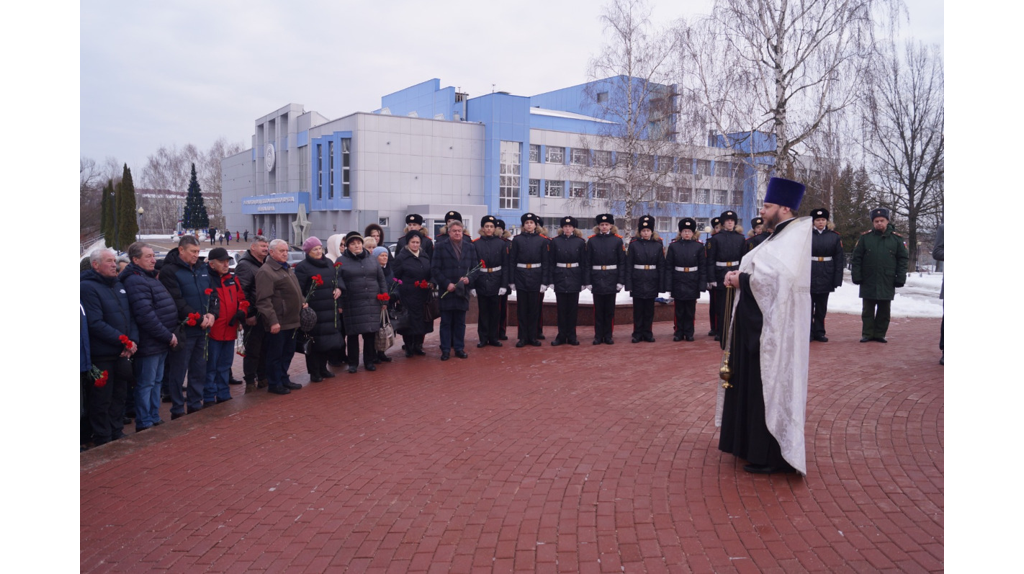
[764,177,806,210]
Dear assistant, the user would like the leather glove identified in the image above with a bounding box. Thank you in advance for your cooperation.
[498,287,507,296]
[616,283,624,292]
[228,310,246,326]
[539,285,548,293]
[470,289,477,297]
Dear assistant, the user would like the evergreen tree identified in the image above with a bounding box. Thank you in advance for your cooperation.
[117,164,139,249]
[182,163,209,230]
[100,179,113,242]
[832,165,875,256]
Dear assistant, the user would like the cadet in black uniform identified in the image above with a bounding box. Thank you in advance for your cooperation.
[809,208,845,342]
[396,213,434,258]
[510,212,550,347]
[664,218,705,341]
[548,216,587,346]
[495,219,511,340]
[626,215,665,343]
[744,217,770,255]
[584,214,626,345]
[705,210,745,341]
[472,215,509,348]
[706,216,721,336]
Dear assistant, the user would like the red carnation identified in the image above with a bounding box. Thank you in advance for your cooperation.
[333,261,342,268]
[94,370,109,388]
[480,259,486,266]
[312,275,324,287]
[119,334,130,345]
[186,317,197,326]
[205,288,213,295]
[377,293,390,302]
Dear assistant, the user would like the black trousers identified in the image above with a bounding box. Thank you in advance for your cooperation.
[632,298,655,338]
[811,292,830,338]
[304,349,330,377]
[477,294,501,344]
[712,288,728,336]
[708,288,719,334]
[498,294,509,338]
[674,299,697,337]
[517,290,541,343]
[87,357,129,445]
[593,293,617,340]
[555,292,580,341]
[347,333,375,367]
[242,321,268,383]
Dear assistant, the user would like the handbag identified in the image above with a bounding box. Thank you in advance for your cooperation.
[375,307,395,352]
[389,304,409,333]
[299,306,317,332]
[425,291,441,322]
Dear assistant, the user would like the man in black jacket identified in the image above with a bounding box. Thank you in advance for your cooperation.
[584,214,625,345]
[706,211,745,341]
[235,235,269,392]
[510,212,550,347]
[809,209,845,342]
[664,218,705,341]
[745,217,770,255]
[549,216,587,346]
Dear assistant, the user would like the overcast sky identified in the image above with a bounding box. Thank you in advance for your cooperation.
[80,0,944,176]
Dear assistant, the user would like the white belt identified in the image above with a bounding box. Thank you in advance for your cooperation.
[813,256,833,262]
[715,261,739,267]
[517,263,542,269]
[592,265,617,270]
[556,262,579,268]
[674,266,698,272]
[633,265,656,270]
[482,266,502,273]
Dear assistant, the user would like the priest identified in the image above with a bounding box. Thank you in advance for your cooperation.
[717,177,812,475]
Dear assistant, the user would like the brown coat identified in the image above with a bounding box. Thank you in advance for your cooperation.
[255,259,303,330]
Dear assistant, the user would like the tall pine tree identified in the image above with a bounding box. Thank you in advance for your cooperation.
[182,163,209,230]
[100,179,114,242]
[117,164,139,249]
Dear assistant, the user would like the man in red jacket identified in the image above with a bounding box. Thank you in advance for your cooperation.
[204,248,248,405]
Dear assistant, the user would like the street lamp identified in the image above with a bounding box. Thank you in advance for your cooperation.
[137,206,145,241]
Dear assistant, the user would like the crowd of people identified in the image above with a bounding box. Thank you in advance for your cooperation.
[81,185,919,456]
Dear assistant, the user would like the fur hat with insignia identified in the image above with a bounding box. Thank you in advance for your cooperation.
[444,210,463,224]
[750,217,764,228]
[595,213,614,225]
[678,218,697,232]
[405,213,424,225]
[711,217,721,227]
[810,208,830,221]
[495,219,506,230]
[638,215,655,231]
[870,207,890,221]
[481,215,498,227]
[560,216,579,228]
[720,210,738,222]
[521,212,541,225]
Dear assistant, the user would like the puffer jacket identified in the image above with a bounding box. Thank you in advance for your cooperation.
[705,229,745,286]
[431,236,479,312]
[234,249,265,318]
[159,247,211,335]
[208,269,247,341]
[851,223,909,301]
[625,235,665,299]
[80,269,138,360]
[394,247,435,336]
[295,255,343,350]
[663,237,705,300]
[584,227,626,294]
[549,230,587,293]
[118,262,177,356]
[471,234,509,296]
[509,230,550,291]
[255,259,304,331]
[811,227,845,294]
[337,248,387,335]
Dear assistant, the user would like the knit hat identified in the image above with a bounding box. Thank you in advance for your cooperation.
[301,236,322,254]
[344,231,364,246]
[372,246,389,259]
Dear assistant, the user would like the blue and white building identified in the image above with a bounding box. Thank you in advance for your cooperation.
[222,77,773,246]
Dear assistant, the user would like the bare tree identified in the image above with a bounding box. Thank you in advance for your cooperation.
[140,139,244,230]
[863,39,943,270]
[676,0,884,175]
[568,0,679,238]
[80,157,103,238]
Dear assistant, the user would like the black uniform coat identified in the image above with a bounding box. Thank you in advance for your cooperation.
[393,247,435,336]
[663,237,706,300]
[625,235,665,299]
[744,232,770,256]
[471,234,510,296]
[336,249,387,335]
[705,229,746,286]
[584,227,626,295]
[548,230,587,293]
[431,237,478,312]
[509,231,551,291]
[810,227,845,294]
[396,228,434,258]
[295,255,344,351]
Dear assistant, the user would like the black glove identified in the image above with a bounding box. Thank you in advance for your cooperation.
[228,310,246,326]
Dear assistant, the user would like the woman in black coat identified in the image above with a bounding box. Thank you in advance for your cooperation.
[393,231,435,357]
[625,216,665,343]
[336,232,387,373]
[294,237,343,382]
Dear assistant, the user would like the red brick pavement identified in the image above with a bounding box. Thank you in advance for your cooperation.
[81,311,943,572]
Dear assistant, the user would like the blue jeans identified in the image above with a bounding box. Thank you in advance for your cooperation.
[133,352,167,429]
[204,339,235,403]
[439,310,467,353]
[264,329,297,390]
[166,331,207,414]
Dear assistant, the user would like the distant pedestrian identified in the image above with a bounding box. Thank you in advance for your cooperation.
[851,208,909,343]
[245,230,250,242]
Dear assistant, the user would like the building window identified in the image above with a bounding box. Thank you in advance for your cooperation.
[529,179,540,197]
[316,144,323,200]
[328,141,335,199]
[597,91,609,103]
[696,189,709,204]
[594,150,613,167]
[678,157,692,175]
[499,141,522,210]
[657,217,671,234]
[638,154,654,171]
[570,181,587,198]
[696,159,711,177]
[594,183,609,199]
[657,156,673,173]
[570,148,588,166]
[529,144,540,163]
[379,217,389,227]
[546,146,564,164]
[298,146,309,192]
[341,138,351,197]
[696,217,710,233]
[677,187,692,203]
[729,189,743,205]
[545,180,564,198]
[713,189,727,204]
[656,185,673,203]
[715,161,733,178]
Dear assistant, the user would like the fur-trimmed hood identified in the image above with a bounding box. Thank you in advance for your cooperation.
[813,221,837,232]
[402,226,430,237]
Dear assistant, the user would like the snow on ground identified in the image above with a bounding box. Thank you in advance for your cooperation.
[510,269,944,319]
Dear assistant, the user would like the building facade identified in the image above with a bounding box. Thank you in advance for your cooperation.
[222,77,773,246]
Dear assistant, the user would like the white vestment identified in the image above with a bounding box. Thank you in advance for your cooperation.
[715,216,812,474]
